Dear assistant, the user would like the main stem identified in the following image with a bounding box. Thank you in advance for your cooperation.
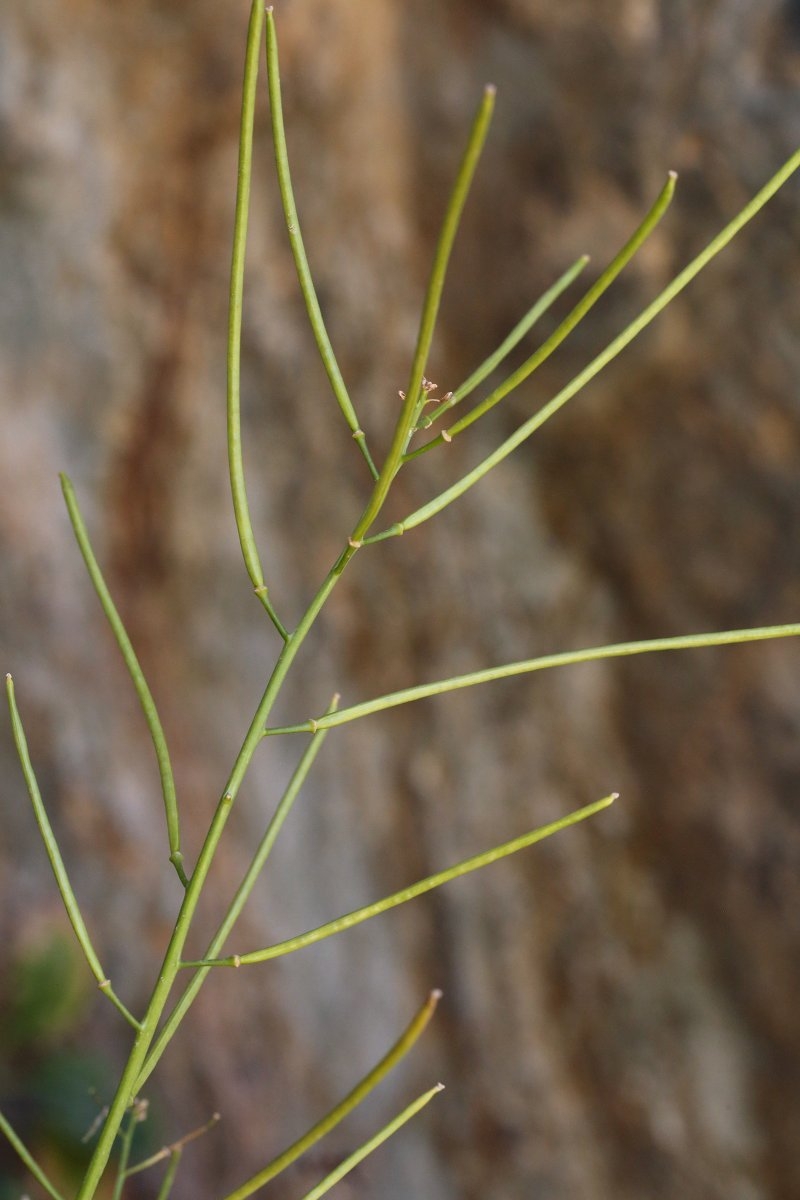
[74,566,343,1200]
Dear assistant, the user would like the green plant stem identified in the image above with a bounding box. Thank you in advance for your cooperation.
[414,253,590,433]
[313,83,495,593]
[6,675,141,1032]
[297,1084,445,1200]
[155,1151,182,1200]
[265,8,378,481]
[385,85,495,478]
[265,623,800,734]
[75,556,348,1200]
[133,699,337,1093]
[0,1109,66,1200]
[396,146,800,498]
[220,990,442,1200]
[183,796,614,968]
[440,172,676,442]
[110,1110,138,1200]
[227,1,289,640]
[60,475,188,886]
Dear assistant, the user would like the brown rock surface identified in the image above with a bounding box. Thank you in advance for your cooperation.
[1,2,799,1198]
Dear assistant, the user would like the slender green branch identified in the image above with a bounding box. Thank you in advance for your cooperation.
[265,623,800,734]
[265,8,378,481]
[298,1084,445,1200]
[6,675,142,1032]
[325,83,497,580]
[155,1151,183,1200]
[227,1,289,639]
[220,990,442,1200]
[133,698,338,1093]
[110,1108,140,1200]
[442,172,676,441]
[183,797,614,968]
[388,85,496,475]
[0,1109,66,1200]
[412,253,590,435]
[394,146,800,501]
[59,475,187,886]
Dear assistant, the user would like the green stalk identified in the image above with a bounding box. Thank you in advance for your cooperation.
[183,796,614,968]
[396,146,800,498]
[6,675,141,1031]
[220,990,442,1200]
[297,1084,445,1200]
[228,0,289,639]
[155,1151,182,1200]
[413,253,590,433]
[387,85,496,475]
[265,623,800,734]
[74,557,348,1200]
[441,172,676,441]
[110,1109,138,1200]
[321,83,496,585]
[60,475,187,886]
[0,1109,66,1200]
[265,8,378,481]
[133,699,337,1093]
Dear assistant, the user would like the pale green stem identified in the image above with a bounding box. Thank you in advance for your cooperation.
[71,37,497,1200]
[413,253,590,434]
[6,675,141,1032]
[60,475,187,886]
[298,1084,445,1200]
[110,1110,138,1200]
[265,8,378,481]
[133,699,337,1094]
[395,146,800,502]
[183,797,614,968]
[390,85,496,475]
[265,623,800,734]
[220,991,442,1200]
[0,1109,66,1200]
[75,563,346,1200]
[155,1151,182,1200]
[329,83,496,577]
[227,1,289,640]
[441,172,676,441]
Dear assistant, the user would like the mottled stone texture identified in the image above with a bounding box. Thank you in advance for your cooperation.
[1,2,799,1198]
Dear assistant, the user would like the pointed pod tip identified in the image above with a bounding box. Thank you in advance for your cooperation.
[484,83,497,97]
[668,169,678,180]
[434,1082,446,1092]
[430,987,444,1004]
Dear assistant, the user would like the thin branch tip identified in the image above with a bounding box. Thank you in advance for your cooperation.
[485,83,497,96]
[430,987,444,1002]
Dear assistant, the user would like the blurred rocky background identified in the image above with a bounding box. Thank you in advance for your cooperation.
[1,1,799,1198]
